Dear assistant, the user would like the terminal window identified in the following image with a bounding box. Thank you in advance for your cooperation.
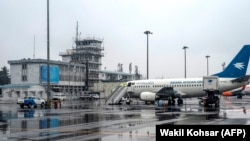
[22,64,27,81]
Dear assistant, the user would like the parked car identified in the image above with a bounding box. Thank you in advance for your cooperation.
[79,94,99,100]
[52,93,67,101]
[91,94,100,99]
[17,96,28,108]
[18,96,46,108]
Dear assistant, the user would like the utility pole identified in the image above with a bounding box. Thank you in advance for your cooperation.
[47,0,51,101]
[144,30,153,79]
[183,46,188,78]
[206,55,210,76]
[85,60,89,91]
[33,35,35,59]
[222,62,225,71]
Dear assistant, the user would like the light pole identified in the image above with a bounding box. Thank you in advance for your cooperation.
[68,62,71,96]
[47,0,50,101]
[222,62,225,71]
[183,46,188,78]
[144,30,153,79]
[206,55,210,76]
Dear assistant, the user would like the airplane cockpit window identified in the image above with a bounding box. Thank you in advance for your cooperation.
[127,82,131,87]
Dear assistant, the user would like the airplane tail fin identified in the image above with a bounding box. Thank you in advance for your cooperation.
[212,45,250,78]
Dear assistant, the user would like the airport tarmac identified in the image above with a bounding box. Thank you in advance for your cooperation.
[0,96,250,141]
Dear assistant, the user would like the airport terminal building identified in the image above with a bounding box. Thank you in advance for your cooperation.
[0,58,140,102]
[0,33,142,102]
[0,59,86,102]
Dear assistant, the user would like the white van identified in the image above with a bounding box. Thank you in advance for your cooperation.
[52,93,67,101]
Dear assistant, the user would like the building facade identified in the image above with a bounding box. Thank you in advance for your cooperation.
[59,36,104,90]
[0,58,141,102]
[0,58,86,101]
[0,26,142,102]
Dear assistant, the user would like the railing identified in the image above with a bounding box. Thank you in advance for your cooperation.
[105,86,121,104]
[105,86,127,104]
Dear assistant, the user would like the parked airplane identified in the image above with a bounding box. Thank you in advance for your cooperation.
[242,84,250,95]
[222,83,250,97]
[126,45,250,107]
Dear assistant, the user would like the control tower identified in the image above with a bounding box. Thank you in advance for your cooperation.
[60,22,104,91]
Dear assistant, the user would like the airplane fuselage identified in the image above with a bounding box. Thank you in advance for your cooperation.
[127,77,248,99]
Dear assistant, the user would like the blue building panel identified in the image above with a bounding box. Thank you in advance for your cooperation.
[40,65,59,84]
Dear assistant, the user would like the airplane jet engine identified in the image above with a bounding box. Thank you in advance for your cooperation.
[140,92,157,101]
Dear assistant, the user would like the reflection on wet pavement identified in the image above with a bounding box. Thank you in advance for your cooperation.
[0,96,249,140]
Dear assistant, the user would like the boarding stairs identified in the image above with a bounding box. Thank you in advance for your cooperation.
[105,86,128,105]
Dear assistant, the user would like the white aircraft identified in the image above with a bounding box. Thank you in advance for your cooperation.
[222,83,250,97]
[242,84,250,95]
[126,45,250,107]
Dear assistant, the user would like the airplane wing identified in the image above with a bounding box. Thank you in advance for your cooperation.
[156,87,175,99]
[155,87,187,100]
[231,75,250,82]
[173,90,187,97]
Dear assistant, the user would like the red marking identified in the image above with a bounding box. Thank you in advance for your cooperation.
[222,91,233,96]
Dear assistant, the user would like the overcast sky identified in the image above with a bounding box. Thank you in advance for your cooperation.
[1,0,250,79]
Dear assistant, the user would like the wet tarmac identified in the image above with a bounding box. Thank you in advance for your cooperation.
[0,96,250,141]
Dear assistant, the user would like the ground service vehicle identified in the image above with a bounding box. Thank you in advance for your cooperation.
[52,93,67,101]
[21,96,46,108]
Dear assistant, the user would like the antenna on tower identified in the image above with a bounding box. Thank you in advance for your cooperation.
[33,34,35,59]
[76,21,79,42]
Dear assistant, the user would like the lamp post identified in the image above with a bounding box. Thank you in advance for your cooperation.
[206,55,210,76]
[68,62,71,96]
[183,46,188,78]
[144,30,153,79]
[46,0,50,101]
[222,62,225,71]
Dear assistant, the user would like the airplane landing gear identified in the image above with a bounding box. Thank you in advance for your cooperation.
[177,98,183,105]
[203,91,220,108]
[167,96,175,105]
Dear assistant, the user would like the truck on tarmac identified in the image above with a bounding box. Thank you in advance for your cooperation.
[18,96,46,108]
[201,76,220,107]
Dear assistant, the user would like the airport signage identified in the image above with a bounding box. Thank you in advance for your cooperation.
[40,65,59,84]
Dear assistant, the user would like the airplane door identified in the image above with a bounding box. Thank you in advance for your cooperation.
[127,82,134,92]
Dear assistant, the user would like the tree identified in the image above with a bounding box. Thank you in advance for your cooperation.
[0,66,10,85]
